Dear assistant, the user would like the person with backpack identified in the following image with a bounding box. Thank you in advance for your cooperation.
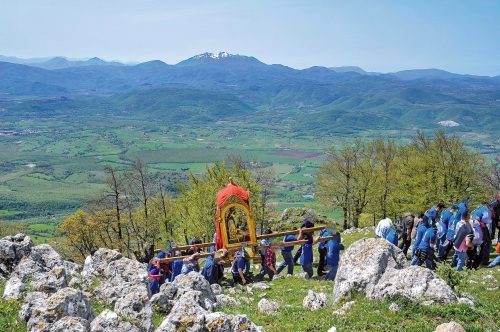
[411,225,437,269]
[325,232,344,281]
[453,213,474,271]
[399,213,414,257]
[231,250,252,285]
[471,203,493,266]
[436,205,458,261]
[276,227,297,276]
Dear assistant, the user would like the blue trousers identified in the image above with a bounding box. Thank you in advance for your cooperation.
[302,263,313,278]
[488,255,500,268]
[411,255,433,268]
[437,234,447,259]
[325,265,338,281]
[456,251,467,271]
[276,251,294,275]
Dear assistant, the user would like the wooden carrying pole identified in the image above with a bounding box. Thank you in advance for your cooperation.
[256,226,327,240]
[154,242,216,254]
[158,235,336,264]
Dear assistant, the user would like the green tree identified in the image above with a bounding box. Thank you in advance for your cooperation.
[316,138,377,229]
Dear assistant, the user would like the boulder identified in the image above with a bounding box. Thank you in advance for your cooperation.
[114,285,153,332]
[50,317,90,332]
[23,288,95,332]
[172,271,216,305]
[30,244,65,270]
[64,260,82,276]
[333,238,457,303]
[0,233,34,276]
[11,257,45,281]
[210,283,223,295]
[216,294,241,306]
[434,321,466,332]
[373,266,457,303]
[91,248,122,274]
[2,276,25,300]
[90,309,140,332]
[155,291,210,332]
[150,292,173,313]
[155,291,265,332]
[93,281,136,306]
[257,298,280,315]
[31,267,68,294]
[19,291,49,322]
[302,290,327,311]
[103,257,148,285]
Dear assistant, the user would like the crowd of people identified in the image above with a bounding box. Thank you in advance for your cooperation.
[144,220,344,295]
[375,193,500,272]
[143,194,500,295]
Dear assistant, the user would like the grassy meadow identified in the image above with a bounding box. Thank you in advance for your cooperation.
[1,227,499,332]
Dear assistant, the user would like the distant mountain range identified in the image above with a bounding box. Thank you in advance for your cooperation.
[1,52,500,135]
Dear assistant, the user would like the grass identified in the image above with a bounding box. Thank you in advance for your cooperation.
[211,230,500,332]
[0,280,27,332]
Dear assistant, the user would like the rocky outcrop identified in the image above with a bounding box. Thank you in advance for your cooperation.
[114,285,153,332]
[0,233,34,277]
[2,276,25,300]
[90,309,140,332]
[51,317,90,332]
[21,288,95,332]
[155,288,264,332]
[333,238,457,304]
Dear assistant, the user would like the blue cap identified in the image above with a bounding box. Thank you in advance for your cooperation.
[157,252,166,259]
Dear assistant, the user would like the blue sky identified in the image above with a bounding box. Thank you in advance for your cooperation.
[1,0,499,75]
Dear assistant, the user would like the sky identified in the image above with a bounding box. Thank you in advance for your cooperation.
[1,0,499,76]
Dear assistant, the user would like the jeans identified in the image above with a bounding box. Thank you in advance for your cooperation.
[293,246,303,263]
[302,263,313,278]
[317,247,327,275]
[257,266,275,280]
[488,255,500,268]
[451,251,458,267]
[456,251,467,271]
[480,227,492,265]
[276,251,294,275]
[436,234,447,259]
[410,250,435,269]
[325,265,338,281]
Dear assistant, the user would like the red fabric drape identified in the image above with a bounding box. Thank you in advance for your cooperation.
[215,183,249,249]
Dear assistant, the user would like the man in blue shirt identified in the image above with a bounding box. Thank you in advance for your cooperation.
[325,233,344,281]
[276,228,297,276]
[411,227,437,269]
[298,226,318,279]
[411,215,431,259]
[232,251,250,285]
[425,203,445,227]
[317,228,331,276]
[437,205,457,261]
